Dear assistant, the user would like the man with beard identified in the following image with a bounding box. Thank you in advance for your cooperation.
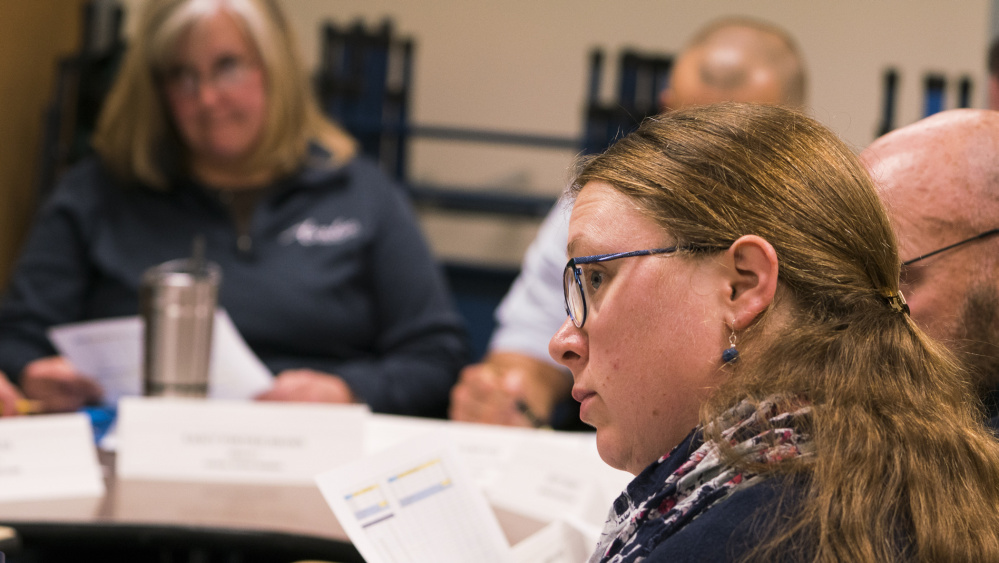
[862,109,999,426]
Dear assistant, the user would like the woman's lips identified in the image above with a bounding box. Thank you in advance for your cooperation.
[571,387,595,403]
[572,387,597,421]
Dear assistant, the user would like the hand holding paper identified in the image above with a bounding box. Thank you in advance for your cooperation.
[47,310,273,406]
[19,356,103,413]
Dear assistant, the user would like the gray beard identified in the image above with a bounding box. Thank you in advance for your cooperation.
[954,286,999,417]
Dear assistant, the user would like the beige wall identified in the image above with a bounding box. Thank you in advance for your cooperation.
[281,0,990,185]
[114,0,998,265]
[284,0,989,265]
[120,0,991,167]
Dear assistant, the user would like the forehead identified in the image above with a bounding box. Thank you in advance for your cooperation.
[171,10,256,62]
[567,182,665,255]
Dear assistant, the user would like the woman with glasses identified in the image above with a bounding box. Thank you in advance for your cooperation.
[0,0,466,416]
[550,103,999,562]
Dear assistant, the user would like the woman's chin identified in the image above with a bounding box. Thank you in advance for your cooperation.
[595,429,633,474]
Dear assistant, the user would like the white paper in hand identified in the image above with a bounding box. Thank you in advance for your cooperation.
[47,309,273,404]
[206,310,273,399]
[47,316,143,403]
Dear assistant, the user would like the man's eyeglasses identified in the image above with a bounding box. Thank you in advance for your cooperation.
[902,228,999,266]
[562,246,684,328]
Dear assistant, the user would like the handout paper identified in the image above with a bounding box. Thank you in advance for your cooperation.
[361,414,629,559]
[47,309,273,404]
[0,413,105,502]
[485,439,630,530]
[366,414,630,502]
[366,414,598,489]
[316,431,513,563]
[207,310,274,399]
[511,519,592,563]
[117,397,368,484]
[47,316,142,404]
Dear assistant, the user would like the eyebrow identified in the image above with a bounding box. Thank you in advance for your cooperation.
[566,238,579,257]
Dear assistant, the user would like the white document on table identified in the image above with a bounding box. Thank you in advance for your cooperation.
[485,439,631,531]
[47,310,273,404]
[117,397,368,484]
[511,519,593,563]
[366,414,624,494]
[316,431,513,563]
[0,413,105,502]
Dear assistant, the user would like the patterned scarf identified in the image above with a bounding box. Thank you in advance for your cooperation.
[590,397,814,563]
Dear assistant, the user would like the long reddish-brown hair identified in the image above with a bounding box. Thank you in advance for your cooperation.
[573,103,999,562]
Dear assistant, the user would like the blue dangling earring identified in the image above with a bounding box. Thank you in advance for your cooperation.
[722,323,739,364]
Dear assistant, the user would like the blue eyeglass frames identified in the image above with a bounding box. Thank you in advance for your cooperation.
[902,228,999,266]
[562,246,682,328]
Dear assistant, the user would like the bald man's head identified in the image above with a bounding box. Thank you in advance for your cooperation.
[661,18,807,111]
[861,109,999,396]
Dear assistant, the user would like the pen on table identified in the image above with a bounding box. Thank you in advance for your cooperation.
[0,399,44,416]
[515,400,551,429]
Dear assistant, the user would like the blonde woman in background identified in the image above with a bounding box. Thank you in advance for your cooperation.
[0,0,466,416]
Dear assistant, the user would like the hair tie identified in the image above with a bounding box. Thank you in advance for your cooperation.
[880,289,910,315]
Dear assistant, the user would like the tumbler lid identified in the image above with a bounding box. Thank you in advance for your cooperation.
[141,235,222,287]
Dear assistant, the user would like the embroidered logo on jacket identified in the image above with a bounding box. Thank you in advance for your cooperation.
[279,218,361,246]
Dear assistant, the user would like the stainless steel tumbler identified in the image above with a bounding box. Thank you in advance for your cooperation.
[140,255,221,398]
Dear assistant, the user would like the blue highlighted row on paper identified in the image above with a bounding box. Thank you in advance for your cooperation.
[346,458,454,528]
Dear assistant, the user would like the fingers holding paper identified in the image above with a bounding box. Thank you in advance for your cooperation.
[256,369,356,404]
[21,356,104,413]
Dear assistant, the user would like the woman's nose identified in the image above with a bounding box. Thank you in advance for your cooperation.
[549,316,586,369]
[196,81,223,106]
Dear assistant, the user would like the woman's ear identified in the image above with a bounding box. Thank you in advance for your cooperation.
[723,235,779,330]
